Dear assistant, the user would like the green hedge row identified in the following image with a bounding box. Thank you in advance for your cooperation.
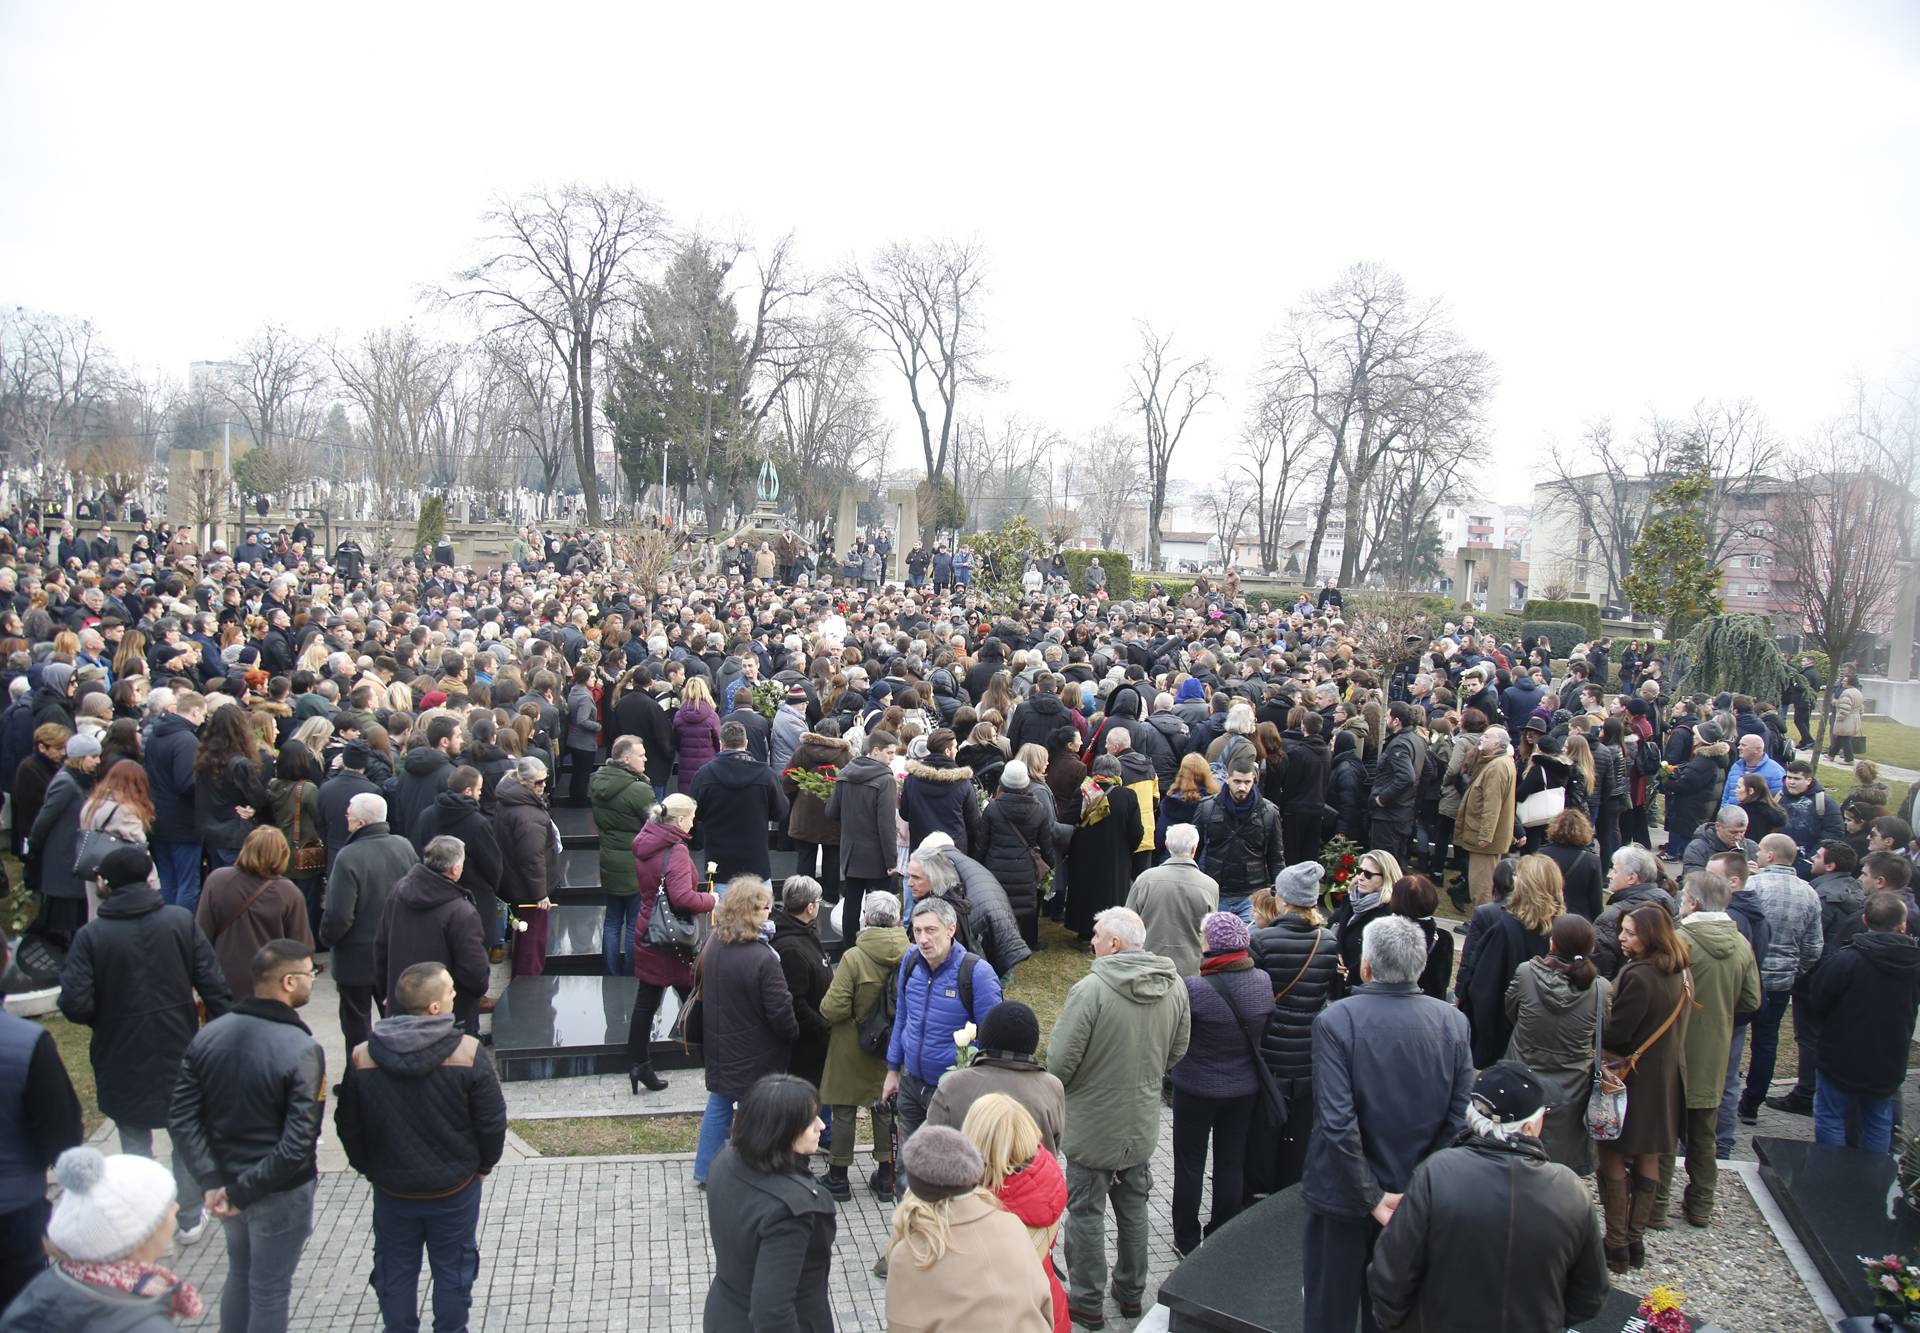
[1063,550,1132,596]
[1523,599,1601,637]
[1523,621,1590,654]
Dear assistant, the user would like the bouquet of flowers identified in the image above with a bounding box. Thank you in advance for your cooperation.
[1319,836,1364,912]
[1861,1254,1920,1321]
[1636,1285,1692,1333]
[951,1022,979,1072]
[748,678,785,720]
[783,764,839,801]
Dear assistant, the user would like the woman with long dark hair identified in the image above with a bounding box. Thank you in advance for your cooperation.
[192,704,268,871]
[1386,874,1455,1000]
[1455,854,1562,1066]
[1506,914,1612,1175]
[268,739,327,938]
[1597,904,1691,1272]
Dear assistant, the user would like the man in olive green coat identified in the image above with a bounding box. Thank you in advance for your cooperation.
[1670,869,1761,1226]
[590,737,657,978]
[1048,905,1191,1323]
[817,889,910,1201]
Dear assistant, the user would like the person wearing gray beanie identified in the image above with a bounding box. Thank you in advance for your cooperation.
[1274,862,1326,909]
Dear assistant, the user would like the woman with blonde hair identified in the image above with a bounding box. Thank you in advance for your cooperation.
[1331,848,1403,982]
[960,1093,1069,1333]
[110,628,148,683]
[626,793,714,1094]
[1455,853,1564,1066]
[691,876,798,1186]
[885,1124,1053,1333]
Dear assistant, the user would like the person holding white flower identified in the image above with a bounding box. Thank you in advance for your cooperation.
[627,794,714,1095]
[884,894,1002,1159]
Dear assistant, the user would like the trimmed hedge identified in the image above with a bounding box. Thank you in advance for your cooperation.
[1133,575,1197,602]
[1524,599,1601,637]
[1063,550,1131,597]
[1466,612,1523,642]
[1523,621,1589,655]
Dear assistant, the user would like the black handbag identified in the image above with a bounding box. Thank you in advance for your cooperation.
[642,845,702,955]
[1204,973,1287,1128]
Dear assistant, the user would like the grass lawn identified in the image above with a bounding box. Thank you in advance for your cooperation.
[1846,716,1920,773]
[510,1114,703,1157]
[37,1013,101,1135]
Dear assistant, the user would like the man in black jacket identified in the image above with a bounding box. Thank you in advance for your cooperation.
[1370,702,1427,867]
[170,937,326,1333]
[318,740,383,873]
[411,766,505,958]
[690,720,791,886]
[1809,891,1920,1152]
[375,837,492,1037]
[0,931,84,1310]
[825,729,900,944]
[145,688,205,912]
[1194,756,1285,922]
[1367,1064,1608,1333]
[336,961,507,1333]
[390,715,462,838]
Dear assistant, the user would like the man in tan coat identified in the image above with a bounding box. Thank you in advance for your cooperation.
[1123,823,1217,976]
[1454,726,1516,905]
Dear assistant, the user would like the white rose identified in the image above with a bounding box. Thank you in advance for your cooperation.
[512,917,529,934]
[706,861,718,875]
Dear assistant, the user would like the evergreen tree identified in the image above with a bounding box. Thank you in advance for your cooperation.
[1622,449,1723,637]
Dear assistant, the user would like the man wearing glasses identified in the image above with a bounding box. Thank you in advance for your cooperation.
[171,939,326,1333]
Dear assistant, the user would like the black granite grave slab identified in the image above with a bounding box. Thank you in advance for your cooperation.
[1157,1184,1668,1332]
[543,905,605,975]
[491,974,698,1080]
[552,847,604,903]
[551,805,598,848]
[1757,1134,1920,1318]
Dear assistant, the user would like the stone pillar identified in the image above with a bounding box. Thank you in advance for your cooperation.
[1452,548,1478,609]
[887,485,920,583]
[835,488,859,555]
[1888,559,1920,682]
[1485,548,1514,611]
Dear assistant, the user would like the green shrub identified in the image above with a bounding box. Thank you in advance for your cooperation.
[1523,621,1590,654]
[1063,550,1132,598]
[415,495,447,552]
[1133,574,1197,602]
[1796,648,1831,681]
[1523,599,1601,637]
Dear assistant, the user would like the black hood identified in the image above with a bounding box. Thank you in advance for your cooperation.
[432,789,482,821]
[402,746,451,779]
[1853,930,1920,981]
[393,862,468,911]
[1022,693,1066,721]
[699,749,774,790]
[1106,685,1144,720]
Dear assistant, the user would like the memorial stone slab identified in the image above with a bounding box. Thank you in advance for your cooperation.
[1756,1135,1920,1319]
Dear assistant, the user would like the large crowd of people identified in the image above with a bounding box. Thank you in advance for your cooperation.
[0,508,1914,1331]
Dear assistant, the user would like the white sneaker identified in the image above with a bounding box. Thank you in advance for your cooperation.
[177,1217,210,1247]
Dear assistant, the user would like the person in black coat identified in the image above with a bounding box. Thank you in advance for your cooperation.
[374,841,491,1036]
[693,878,800,1185]
[1659,727,1727,861]
[703,1074,835,1332]
[192,704,270,871]
[691,725,791,884]
[1194,757,1286,921]
[1326,730,1372,844]
[57,846,231,1235]
[1454,856,1559,1068]
[900,730,985,856]
[1064,759,1145,940]
[609,667,675,796]
[979,761,1056,947]
[1538,808,1606,921]
[319,742,382,872]
[769,883,834,1091]
[410,767,505,953]
[1247,865,1343,1196]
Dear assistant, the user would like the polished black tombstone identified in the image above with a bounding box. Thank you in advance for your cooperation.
[544,905,606,975]
[553,847,604,904]
[551,805,599,849]
[491,974,698,1080]
[1157,1185,1660,1332]
[1757,1135,1919,1318]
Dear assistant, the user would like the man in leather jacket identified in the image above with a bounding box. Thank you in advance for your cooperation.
[170,937,326,1333]
[1367,1063,1609,1333]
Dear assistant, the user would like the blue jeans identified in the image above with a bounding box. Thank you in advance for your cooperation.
[1220,894,1252,925]
[151,839,203,915]
[1717,1022,1748,1157]
[371,1178,482,1333]
[1740,989,1794,1114]
[1816,1074,1895,1152]
[693,1092,735,1183]
[603,894,641,977]
[220,1179,315,1333]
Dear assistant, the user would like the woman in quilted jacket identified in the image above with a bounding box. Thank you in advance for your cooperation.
[626,794,715,1095]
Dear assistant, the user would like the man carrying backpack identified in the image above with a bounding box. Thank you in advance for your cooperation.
[882,894,1002,1156]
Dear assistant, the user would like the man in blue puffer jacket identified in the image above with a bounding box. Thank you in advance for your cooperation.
[882,894,1002,1154]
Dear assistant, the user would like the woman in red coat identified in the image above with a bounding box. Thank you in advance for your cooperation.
[626,793,715,1094]
[1623,697,1658,849]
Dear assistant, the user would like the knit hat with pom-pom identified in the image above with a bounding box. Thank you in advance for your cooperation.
[47,1147,177,1262]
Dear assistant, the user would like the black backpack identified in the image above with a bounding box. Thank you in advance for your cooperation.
[1632,733,1663,780]
[871,950,979,1056]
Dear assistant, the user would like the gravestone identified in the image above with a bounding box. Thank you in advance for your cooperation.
[1756,1135,1920,1318]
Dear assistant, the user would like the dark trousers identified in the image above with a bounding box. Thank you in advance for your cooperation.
[371,1178,483,1333]
[627,981,685,1062]
[1303,1209,1385,1333]
[1623,803,1652,849]
[1283,812,1322,867]
[1793,706,1812,747]
[562,748,597,806]
[1171,1088,1255,1253]
[602,894,641,977]
[339,982,385,1056]
[1788,975,1820,1102]
[1596,799,1624,867]
[1244,1078,1313,1198]
[792,840,842,904]
[0,1198,49,1314]
[1372,818,1413,869]
[1828,734,1858,762]
[1741,988,1794,1114]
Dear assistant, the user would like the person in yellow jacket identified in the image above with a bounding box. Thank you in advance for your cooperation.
[1106,729,1159,880]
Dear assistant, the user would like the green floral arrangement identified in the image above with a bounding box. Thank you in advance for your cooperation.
[1320,835,1364,913]
[783,764,838,801]
[1860,1255,1920,1321]
[748,678,785,720]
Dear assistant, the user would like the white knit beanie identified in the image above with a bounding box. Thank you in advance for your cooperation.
[47,1147,177,1262]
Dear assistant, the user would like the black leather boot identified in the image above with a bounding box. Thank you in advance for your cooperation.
[629,1063,667,1094]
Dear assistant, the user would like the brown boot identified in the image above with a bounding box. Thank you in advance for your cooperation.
[1647,1154,1674,1231]
[1627,1177,1662,1268]
[1599,1175,1632,1274]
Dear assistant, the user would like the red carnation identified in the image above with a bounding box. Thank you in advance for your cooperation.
[1341,854,1356,867]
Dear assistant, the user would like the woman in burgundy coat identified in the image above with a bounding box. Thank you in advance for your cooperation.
[626,793,715,1093]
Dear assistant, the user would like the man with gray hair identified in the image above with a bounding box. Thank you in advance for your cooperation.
[322,792,419,1052]
[1124,822,1218,977]
[1048,906,1191,1325]
[375,834,489,1036]
[1673,870,1761,1225]
[884,892,1003,1155]
[1735,832,1824,1126]
[1302,914,1472,1333]
[1682,804,1759,876]
[1593,844,1676,978]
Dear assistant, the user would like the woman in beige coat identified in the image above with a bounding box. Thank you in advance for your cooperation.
[885,1125,1053,1333]
[1828,671,1866,762]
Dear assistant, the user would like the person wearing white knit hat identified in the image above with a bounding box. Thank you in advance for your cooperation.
[1,1145,205,1327]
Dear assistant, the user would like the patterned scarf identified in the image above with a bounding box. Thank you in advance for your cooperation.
[59,1257,204,1319]
[1078,774,1119,828]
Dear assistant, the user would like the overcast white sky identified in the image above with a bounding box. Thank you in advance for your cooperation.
[3,1,1916,504]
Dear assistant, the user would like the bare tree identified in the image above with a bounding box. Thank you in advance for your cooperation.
[1199,477,1254,570]
[71,436,152,512]
[445,184,666,525]
[1078,424,1145,551]
[1276,264,1493,586]
[954,414,1059,531]
[330,326,458,521]
[217,325,326,481]
[1127,323,1218,571]
[0,309,112,481]
[1237,372,1321,574]
[488,331,574,514]
[1772,391,1915,746]
[834,237,990,487]
[770,315,888,534]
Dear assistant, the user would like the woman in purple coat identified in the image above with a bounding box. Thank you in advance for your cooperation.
[673,677,723,794]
